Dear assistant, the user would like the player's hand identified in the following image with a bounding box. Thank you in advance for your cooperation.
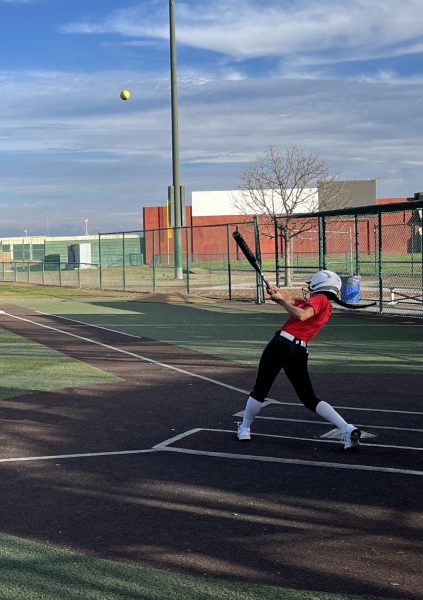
[268,286,289,304]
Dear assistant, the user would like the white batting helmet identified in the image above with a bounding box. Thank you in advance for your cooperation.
[308,270,342,295]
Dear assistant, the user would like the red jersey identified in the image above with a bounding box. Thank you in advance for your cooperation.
[282,293,332,343]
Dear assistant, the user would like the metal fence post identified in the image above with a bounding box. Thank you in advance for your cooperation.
[152,233,156,292]
[98,234,103,290]
[226,224,232,300]
[122,233,126,291]
[354,214,360,274]
[185,227,190,294]
[378,211,383,313]
[421,218,423,299]
[274,217,280,287]
[254,215,264,303]
[318,216,326,269]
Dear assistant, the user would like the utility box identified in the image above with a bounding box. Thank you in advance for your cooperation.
[68,243,92,269]
[44,253,61,271]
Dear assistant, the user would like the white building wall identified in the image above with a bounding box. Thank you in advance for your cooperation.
[192,189,318,217]
[191,191,244,216]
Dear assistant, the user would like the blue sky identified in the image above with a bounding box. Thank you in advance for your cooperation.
[0,0,422,236]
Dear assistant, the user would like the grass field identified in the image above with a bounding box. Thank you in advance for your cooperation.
[0,282,421,600]
[6,287,421,374]
[0,327,122,400]
[1,531,398,600]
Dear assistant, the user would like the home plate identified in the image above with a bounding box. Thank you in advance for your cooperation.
[320,428,376,440]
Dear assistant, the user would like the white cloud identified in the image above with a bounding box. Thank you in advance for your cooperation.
[1,0,423,234]
[60,0,423,63]
[1,67,421,211]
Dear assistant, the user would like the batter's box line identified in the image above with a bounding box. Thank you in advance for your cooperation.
[249,417,423,434]
[0,448,156,464]
[1,429,421,477]
[156,427,422,451]
[234,404,423,416]
[153,428,423,477]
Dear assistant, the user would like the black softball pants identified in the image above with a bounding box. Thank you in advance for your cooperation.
[250,331,321,412]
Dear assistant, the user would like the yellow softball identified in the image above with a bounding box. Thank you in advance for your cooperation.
[120,89,131,101]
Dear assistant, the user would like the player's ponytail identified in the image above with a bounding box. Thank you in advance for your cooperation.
[321,291,376,310]
[308,270,376,309]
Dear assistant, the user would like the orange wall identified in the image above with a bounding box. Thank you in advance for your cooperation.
[378,197,407,204]
[142,198,414,261]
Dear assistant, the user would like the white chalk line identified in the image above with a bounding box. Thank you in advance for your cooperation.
[158,447,423,477]
[1,427,421,475]
[159,427,422,452]
[1,311,251,395]
[0,310,421,474]
[252,416,423,433]
[266,401,423,416]
[28,311,423,417]
[154,429,423,477]
[0,448,155,464]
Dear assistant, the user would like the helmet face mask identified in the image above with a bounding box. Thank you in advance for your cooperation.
[301,286,309,300]
[307,270,341,296]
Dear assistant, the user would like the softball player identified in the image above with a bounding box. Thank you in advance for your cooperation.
[237,270,361,450]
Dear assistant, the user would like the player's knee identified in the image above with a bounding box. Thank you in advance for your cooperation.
[302,396,319,412]
[250,391,266,403]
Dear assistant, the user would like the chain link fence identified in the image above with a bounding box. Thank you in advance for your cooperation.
[1,200,421,316]
[0,222,261,302]
[277,199,422,316]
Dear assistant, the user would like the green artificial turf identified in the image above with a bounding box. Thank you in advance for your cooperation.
[0,328,122,400]
[0,533,401,600]
[11,296,419,374]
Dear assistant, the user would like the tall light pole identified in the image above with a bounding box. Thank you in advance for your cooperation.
[169,0,183,279]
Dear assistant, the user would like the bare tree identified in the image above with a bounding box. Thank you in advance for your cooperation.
[235,145,344,286]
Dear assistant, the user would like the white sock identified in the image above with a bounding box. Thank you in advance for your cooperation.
[240,396,263,428]
[315,400,349,431]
